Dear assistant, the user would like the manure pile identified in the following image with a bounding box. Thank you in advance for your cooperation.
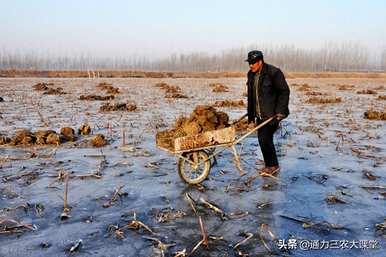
[156,105,230,149]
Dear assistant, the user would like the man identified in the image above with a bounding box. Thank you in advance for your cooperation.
[245,50,290,176]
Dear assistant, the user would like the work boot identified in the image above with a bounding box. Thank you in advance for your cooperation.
[258,165,280,177]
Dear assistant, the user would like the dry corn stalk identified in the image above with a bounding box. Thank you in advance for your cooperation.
[102,185,125,208]
[199,197,227,220]
[60,173,71,220]
[185,193,209,254]
[233,232,253,249]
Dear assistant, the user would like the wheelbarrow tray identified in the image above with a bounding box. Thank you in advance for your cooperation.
[156,126,236,152]
[155,116,275,184]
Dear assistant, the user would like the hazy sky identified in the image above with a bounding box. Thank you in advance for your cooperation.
[1,0,385,58]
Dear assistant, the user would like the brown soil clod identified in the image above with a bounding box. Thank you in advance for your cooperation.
[105,87,120,94]
[91,134,107,147]
[10,130,29,145]
[32,82,53,91]
[165,86,181,94]
[97,82,120,94]
[377,95,386,100]
[46,132,61,145]
[305,97,342,104]
[211,83,229,92]
[233,119,251,132]
[99,102,137,112]
[79,94,115,101]
[337,84,355,90]
[305,91,328,96]
[32,82,66,95]
[187,105,230,133]
[356,89,377,94]
[78,123,91,135]
[364,110,386,120]
[97,82,112,87]
[154,82,169,88]
[296,83,312,91]
[60,127,76,141]
[43,87,66,95]
[6,128,86,146]
[155,82,189,98]
[164,93,188,99]
[0,134,11,145]
[213,99,245,108]
[10,129,35,145]
[155,82,181,92]
[34,129,55,139]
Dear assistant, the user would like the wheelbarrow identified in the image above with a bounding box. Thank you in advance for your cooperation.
[156,115,275,184]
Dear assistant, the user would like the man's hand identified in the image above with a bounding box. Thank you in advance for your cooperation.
[276,113,286,120]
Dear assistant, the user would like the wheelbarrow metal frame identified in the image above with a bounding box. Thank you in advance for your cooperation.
[157,116,275,183]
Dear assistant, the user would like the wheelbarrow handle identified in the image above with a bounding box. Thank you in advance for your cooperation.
[233,116,276,144]
[231,113,280,126]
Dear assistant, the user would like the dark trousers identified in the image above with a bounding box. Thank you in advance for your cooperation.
[256,118,279,167]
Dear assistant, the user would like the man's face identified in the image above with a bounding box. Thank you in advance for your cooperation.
[249,60,263,73]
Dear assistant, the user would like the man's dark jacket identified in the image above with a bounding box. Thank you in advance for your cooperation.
[246,63,290,123]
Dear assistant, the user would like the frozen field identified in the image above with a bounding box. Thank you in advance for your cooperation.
[0,77,385,257]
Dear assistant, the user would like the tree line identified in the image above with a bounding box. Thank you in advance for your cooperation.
[1,42,385,72]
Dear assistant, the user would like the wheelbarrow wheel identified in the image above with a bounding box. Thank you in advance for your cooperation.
[178,150,210,184]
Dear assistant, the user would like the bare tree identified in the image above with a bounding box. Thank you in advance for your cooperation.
[381,48,386,71]
[0,42,381,72]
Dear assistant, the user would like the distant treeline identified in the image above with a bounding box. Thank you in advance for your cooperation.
[1,42,385,72]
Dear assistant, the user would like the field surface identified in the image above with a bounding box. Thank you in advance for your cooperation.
[0,76,385,257]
